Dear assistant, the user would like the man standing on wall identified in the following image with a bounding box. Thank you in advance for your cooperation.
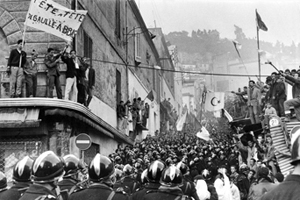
[44,47,63,99]
[24,50,38,97]
[247,80,261,124]
[7,39,27,98]
[61,47,78,102]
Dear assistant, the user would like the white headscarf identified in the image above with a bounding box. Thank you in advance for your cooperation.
[195,179,210,200]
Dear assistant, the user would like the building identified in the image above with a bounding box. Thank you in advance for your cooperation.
[0,0,162,183]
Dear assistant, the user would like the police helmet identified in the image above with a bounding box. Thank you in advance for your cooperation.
[13,156,33,182]
[32,151,64,183]
[160,165,183,187]
[89,153,115,182]
[0,172,7,189]
[63,154,84,177]
[148,160,165,182]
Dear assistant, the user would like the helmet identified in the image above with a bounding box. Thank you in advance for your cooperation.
[115,168,123,181]
[202,169,211,180]
[32,151,64,183]
[140,169,148,184]
[160,165,183,187]
[63,154,84,177]
[13,156,33,182]
[176,162,189,175]
[89,153,114,182]
[123,164,134,175]
[291,126,300,165]
[165,157,173,166]
[147,160,165,182]
[0,172,7,189]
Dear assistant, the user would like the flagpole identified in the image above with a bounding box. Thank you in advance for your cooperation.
[256,9,261,80]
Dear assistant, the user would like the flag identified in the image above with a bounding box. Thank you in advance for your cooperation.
[204,92,225,112]
[233,40,242,58]
[176,112,187,131]
[196,126,210,141]
[25,0,87,41]
[201,85,207,104]
[145,90,154,101]
[256,10,268,31]
[223,108,233,122]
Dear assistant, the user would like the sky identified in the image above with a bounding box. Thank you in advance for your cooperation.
[138,0,300,46]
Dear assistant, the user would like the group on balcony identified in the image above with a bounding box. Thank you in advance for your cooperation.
[6,40,95,108]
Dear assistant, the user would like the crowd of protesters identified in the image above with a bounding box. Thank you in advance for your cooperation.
[232,67,300,130]
[6,39,95,108]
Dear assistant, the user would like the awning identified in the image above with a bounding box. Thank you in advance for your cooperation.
[0,108,40,128]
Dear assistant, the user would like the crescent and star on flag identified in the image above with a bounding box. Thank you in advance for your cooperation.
[211,97,221,106]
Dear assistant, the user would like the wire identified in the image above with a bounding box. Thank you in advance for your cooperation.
[86,57,269,78]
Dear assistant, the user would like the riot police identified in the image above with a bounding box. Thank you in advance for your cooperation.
[176,162,200,200]
[114,164,140,194]
[58,154,85,194]
[131,160,165,200]
[19,151,66,200]
[0,171,7,199]
[143,165,191,200]
[69,153,128,200]
[1,156,33,200]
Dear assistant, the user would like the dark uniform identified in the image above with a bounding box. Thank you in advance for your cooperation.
[58,178,78,193]
[180,177,199,200]
[236,174,250,200]
[143,187,191,200]
[114,176,140,194]
[0,182,30,200]
[19,184,57,200]
[131,182,160,200]
[0,188,8,199]
[69,183,128,200]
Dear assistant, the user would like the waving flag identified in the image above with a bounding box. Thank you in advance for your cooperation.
[233,40,242,58]
[205,92,225,112]
[196,127,210,141]
[176,112,187,131]
[256,10,268,31]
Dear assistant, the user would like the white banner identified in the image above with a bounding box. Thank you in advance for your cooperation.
[196,127,210,141]
[205,92,224,112]
[25,0,87,41]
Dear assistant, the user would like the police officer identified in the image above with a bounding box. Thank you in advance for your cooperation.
[58,154,85,194]
[114,164,140,194]
[143,165,191,200]
[131,160,165,200]
[0,171,7,199]
[69,153,128,200]
[19,151,66,200]
[176,162,200,200]
[1,156,33,200]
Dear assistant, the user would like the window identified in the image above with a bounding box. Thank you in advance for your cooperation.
[83,31,93,66]
[115,0,121,39]
[134,28,141,64]
[116,69,121,104]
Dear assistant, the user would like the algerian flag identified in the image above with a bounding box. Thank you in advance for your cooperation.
[205,92,225,112]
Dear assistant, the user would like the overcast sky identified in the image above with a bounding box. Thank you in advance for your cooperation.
[138,0,300,45]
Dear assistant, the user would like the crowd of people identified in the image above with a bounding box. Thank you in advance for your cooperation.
[232,68,300,131]
[0,129,296,200]
[6,39,95,108]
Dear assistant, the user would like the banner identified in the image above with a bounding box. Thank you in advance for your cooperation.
[25,0,87,41]
[205,92,224,112]
[223,108,233,122]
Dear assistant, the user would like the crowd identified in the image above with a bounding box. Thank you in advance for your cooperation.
[232,68,300,132]
[6,39,95,108]
[0,128,295,200]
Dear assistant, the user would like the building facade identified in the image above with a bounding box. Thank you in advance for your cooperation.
[0,0,163,183]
